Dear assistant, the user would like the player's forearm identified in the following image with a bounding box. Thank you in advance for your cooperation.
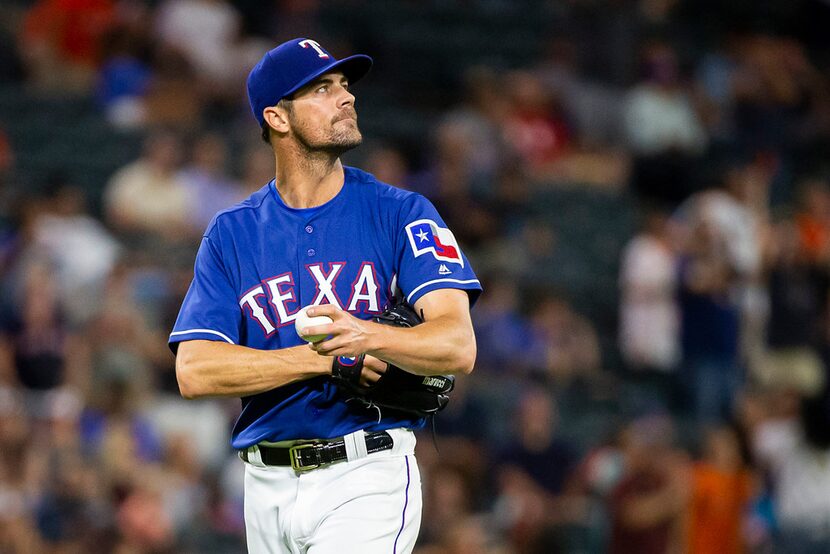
[175,340,330,399]
[366,316,476,376]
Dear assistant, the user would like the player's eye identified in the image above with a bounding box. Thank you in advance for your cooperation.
[316,84,328,93]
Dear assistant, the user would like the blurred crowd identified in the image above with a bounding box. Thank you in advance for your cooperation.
[2,0,830,553]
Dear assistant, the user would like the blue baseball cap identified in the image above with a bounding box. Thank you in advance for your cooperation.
[247,38,373,127]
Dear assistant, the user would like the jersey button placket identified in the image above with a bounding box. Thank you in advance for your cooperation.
[302,220,318,260]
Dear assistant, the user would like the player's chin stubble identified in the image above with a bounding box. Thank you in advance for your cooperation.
[328,116,362,153]
[294,118,362,157]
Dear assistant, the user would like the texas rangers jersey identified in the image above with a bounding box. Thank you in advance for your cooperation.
[169,166,482,449]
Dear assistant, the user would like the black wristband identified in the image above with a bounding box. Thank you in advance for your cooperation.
[331,354,365,386]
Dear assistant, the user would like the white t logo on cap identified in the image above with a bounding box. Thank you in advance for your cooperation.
[299,39,329,59]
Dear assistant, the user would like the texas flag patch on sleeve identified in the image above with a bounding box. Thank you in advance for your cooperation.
[405,219,465,267]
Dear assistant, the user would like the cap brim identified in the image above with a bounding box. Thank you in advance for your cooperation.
[283,54,373,99]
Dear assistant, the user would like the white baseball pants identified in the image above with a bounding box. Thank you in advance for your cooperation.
[242,428,422,554]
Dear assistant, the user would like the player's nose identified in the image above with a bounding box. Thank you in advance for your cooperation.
[337,86,355,109]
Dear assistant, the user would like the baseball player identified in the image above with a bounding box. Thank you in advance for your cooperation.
[169,38,482,553]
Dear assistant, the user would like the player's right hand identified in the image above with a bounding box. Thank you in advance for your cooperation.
[303,304,376,357]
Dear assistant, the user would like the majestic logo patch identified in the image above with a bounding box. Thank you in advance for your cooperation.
[438,264,452,275]
[406,219,464,267]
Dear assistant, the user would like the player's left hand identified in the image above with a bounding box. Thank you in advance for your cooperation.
[360,355,387,386]
[303,305,375,357]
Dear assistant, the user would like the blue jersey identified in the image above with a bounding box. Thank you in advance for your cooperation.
[169,166,482,449]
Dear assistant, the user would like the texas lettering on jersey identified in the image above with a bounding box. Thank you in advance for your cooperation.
[239,262,382,334]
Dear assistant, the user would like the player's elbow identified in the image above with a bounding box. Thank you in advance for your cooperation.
[175,348,208,399]
[458,347,476,374]
[452,332,477,375]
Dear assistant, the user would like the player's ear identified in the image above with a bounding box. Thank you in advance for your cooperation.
[263,105,290,134]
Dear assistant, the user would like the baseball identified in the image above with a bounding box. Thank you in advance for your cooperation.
[295,306,333,343]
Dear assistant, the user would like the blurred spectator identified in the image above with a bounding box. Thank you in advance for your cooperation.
[679,154,772,368]
[153,0,268,97]
[2,259,72,397]
[154,0,241,84]
[528,294,603,388]
[570,435,627,552]
[423,121,501,249]
[418,464,476,548]
[158,432,210,537]
[19,0,116,92]
[141,44,203,127]
[757,217,827,396]
[677,215,742,423]
[96,25,153,129]
[178,132,244,230]
[34,441,111,551]
[115,473,176,552]
[608,415,689,554]
[619,206,680,413]
[432,66,509,197]
[754,392,830,553]
[28,176,121,325]
[79,376,163,470]
[624,41,707,157]
[686,425,757,554]
[619,207,680,373]
[732,34,824,155]
[694,31,743,146]
[492,387,580,553]
[502,70,572,178]
[103,130,193,240]
[0,388,43,552]
[536,36,625,149]
[625,41,707,207]
[81,263,171,398]
[144,394,235,473]
[483,217,559,287]
[471,277,532,374]
[795,177,830,265]
[533,37,631,189]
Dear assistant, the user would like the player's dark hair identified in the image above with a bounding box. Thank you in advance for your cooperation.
[261,98,294,144]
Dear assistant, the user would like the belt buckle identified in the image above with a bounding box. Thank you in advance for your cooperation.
[289,442,322,472]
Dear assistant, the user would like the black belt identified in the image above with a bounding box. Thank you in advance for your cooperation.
[240,431,394,471]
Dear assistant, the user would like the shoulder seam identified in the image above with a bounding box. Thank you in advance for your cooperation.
[206,187,271,236]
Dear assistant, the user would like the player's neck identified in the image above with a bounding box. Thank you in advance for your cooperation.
[274,149,345,209]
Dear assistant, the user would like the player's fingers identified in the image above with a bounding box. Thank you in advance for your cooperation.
[360,355,387,386]
[305,304,342,319]
[363,355,388,374]
[310,338,355,357]
[300,323,334,340]
[361,369,381,386]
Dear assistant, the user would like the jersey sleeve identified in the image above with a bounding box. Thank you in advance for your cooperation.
[395,194,482,307]
[168,235,241,353]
